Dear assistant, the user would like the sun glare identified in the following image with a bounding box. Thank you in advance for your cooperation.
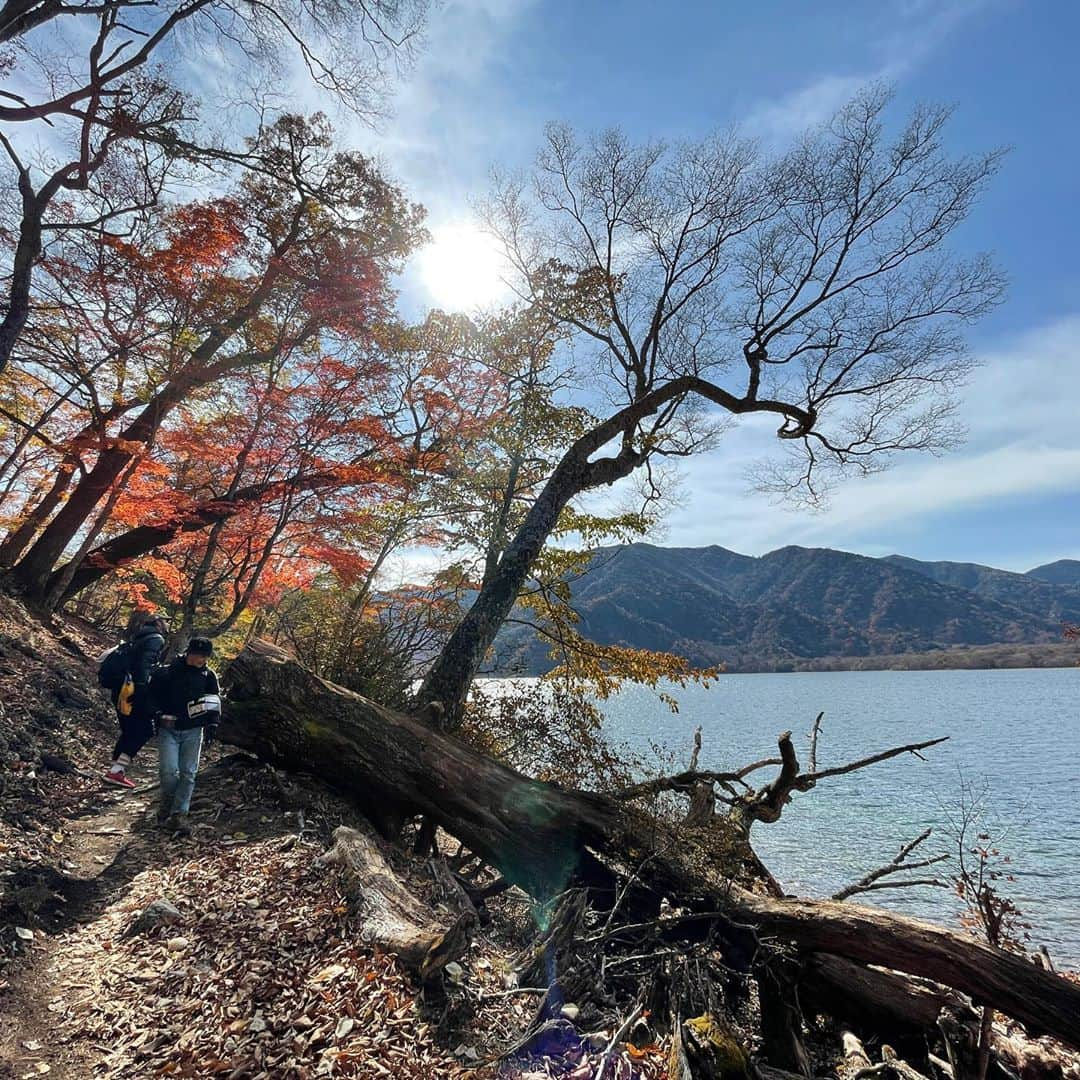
[417,223,511,313]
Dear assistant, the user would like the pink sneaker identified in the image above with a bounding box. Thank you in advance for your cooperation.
[103,769,136,789]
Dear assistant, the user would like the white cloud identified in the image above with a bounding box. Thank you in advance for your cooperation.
[745,74,876,142]
[743,0,993,144]
[376,546,459,589]
[357,1,541,201]
[659,313,1080,565]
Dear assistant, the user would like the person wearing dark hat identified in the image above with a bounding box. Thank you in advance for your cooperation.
[150,636,221,835]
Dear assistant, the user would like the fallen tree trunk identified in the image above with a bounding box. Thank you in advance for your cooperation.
[318,825,474,983]
[800,953,970,1035]
[221,641,1080,1048]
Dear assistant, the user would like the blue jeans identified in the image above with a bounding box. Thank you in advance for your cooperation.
[158,726,204,815]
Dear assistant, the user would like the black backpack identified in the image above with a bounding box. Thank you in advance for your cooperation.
[98,643,131,690]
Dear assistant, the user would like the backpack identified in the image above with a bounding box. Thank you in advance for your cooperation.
[98,643,131,691]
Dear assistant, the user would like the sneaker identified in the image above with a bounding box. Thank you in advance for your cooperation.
[155,807,172,827]
[169,813,192,837]
[103,769,136,789]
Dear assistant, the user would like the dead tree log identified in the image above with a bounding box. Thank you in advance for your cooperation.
[318,825,474,983]
[221,641,1080,1049]
[800,953,971,1036]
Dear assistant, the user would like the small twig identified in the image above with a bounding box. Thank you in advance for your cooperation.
[585,909,727,944]
[617,758,782,801]
[841,878,948,895]
[808,711,823,774]
[800,736,949,785]
[599,856,657,935]
[478,986,549,1000]
[603,948,684,970]
[688,725,703,771]
[594,1000,644,1080]
[833,829,948,900]
[928,1053,955,1079]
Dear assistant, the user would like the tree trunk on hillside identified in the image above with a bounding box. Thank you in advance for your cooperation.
[0,453,79,567]
[414,452,591,728]
[222,641,1080,1049]
[318,824,474,983]
[0,176,52,377]
[7,261,290,599]
[9,373,214,596]
[52,471,337,603]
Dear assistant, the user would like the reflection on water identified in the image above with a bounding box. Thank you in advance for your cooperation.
[587,667,1080,967]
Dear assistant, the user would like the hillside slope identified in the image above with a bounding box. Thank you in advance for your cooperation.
[1028,559,1080,587]
[492,543,1076,674]
[884,555,1080,625]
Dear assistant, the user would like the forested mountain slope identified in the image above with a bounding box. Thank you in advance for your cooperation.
[491,544,1075,673]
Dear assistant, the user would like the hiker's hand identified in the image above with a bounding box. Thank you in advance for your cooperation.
[204,725,218,746]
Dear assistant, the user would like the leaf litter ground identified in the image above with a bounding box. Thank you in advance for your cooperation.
[0,596,662,1079]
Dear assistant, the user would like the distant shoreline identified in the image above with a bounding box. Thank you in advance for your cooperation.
[494,641,1079,677]
[733,641,1078,673]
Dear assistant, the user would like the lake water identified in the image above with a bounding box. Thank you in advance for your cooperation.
[594,667,1080,967]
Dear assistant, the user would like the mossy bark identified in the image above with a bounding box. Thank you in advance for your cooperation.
[669,1015,753,1080]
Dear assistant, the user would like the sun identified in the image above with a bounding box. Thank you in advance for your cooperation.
[416,222,511,313]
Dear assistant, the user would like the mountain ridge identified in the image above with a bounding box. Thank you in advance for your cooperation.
[490,542,1080,674]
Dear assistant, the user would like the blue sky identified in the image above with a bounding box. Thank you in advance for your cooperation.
[332,0,1080,572]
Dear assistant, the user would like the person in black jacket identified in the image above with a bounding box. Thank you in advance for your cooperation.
[103,612,167,789]
[150,636,221,834]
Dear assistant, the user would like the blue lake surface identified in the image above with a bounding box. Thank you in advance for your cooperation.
[592,667,1080,967]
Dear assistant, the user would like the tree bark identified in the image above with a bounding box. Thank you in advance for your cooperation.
[317,824,473,983]
[43,454,142,610]
[756,955,812,1076]
[0,180,48,377]
[0,453,78,567]
[9,252,293,597]
[9,390,184,594]
[415,452,591,727]
[222,641,1080,1049]
[799,953,969,1036]
[668,1015,753,1080]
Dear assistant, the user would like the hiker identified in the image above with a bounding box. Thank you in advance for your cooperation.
[150,636,221,835]
[102,611,167,789]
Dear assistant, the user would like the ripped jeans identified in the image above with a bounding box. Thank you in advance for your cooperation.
[158,725,204,815]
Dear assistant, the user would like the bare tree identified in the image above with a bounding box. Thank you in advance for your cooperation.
[0,0,429,375]
[0,61,187,376]
[0,0,427,106]
[418,87,1006,725]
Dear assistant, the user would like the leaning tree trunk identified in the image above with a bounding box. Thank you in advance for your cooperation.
[222,641,1080,1049]
[10,269,284,598]
[414,453,587,728]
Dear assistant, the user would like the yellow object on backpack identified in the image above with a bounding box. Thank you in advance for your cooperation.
[117,676,135,717]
